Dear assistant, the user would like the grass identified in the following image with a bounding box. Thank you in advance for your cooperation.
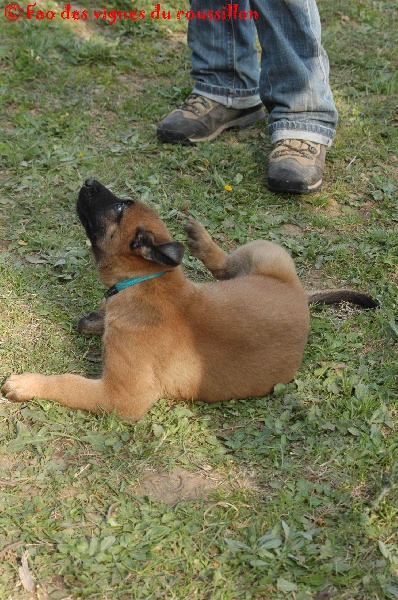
[0,0,397,598]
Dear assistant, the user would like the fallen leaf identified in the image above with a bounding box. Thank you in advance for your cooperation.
[19,552,35,593]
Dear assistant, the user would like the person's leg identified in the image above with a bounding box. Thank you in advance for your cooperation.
[157,1,265,144]
[188,0,260,109]
[252,0,338,192]
[254,0,337,144]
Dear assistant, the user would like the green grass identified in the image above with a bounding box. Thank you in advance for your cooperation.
[0,1,397,598]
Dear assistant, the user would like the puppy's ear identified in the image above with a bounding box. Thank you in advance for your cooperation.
[130,226,185,267]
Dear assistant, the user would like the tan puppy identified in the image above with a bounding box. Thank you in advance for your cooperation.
[1,179,377,420]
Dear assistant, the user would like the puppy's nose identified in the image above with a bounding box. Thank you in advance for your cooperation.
[84,178,95,187]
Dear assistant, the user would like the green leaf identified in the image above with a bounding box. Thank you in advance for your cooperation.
[25,254,47,264]
[281,520,290,540]
[205,435,219,446]
[273,383,287,396]
[250,559,268,568]
[378,541,390,560]
[332,561,351,573]
[257,548,275,560]
[89,537,98,557]
[234,173,243,185]
[5,422,50,452]
[213,168,226,188]
[388,319,398,340]
[320,421,336,431]
[320,541,335,559]
[80,433,107,452]
[100,536,116,552]
[277,577,298,592]
[355,383,370,401]
[172,406,193,418]
[258,532,282,550]
[152,424,164,438]
[224,538,251,552]
[347,427,361,437]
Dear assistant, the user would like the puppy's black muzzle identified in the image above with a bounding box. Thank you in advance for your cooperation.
[77,178,131,243]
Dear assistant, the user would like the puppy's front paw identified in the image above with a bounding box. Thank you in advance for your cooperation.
[1,373,41,402]
[77,311,105,335]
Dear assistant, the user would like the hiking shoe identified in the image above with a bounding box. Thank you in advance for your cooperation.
[267,139,326,194]
[157,94,265,145]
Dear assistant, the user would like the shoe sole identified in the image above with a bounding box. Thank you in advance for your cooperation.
[267,177,323,194]
[157,106,266,145]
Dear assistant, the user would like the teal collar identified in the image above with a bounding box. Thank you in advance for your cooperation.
[104,271,166,299]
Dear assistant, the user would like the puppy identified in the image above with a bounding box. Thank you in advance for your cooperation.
[1,179,378,420]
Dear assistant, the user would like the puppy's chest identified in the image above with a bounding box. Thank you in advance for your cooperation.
[106,297,163,328]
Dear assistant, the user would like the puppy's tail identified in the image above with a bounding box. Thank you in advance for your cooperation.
[307,290,379,309]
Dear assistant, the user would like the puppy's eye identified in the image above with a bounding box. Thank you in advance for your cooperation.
[116,203,124,213]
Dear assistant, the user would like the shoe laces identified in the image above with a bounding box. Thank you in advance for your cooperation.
[179,94,212,116]
[271,139,319,159]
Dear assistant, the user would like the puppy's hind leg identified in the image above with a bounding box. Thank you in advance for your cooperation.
[185,217,298,283]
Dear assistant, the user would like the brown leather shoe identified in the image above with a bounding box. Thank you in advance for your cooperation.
[157,94,265,145]
[267,139,326,194]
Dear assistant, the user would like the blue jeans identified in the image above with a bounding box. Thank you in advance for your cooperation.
[188,0,338,146]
